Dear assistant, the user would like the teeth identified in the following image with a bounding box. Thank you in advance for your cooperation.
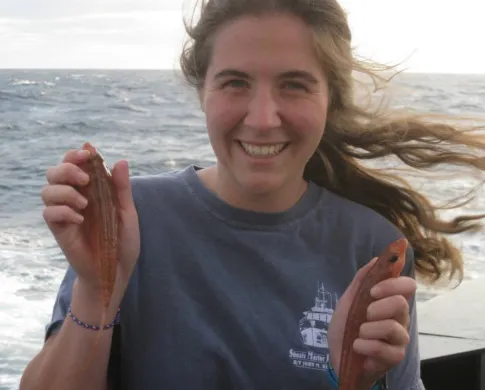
[240,142,286,157]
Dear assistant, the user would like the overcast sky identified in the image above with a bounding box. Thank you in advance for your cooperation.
[1,0,484,73]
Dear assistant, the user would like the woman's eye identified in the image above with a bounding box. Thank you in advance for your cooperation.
[223,79,248,89]
[282,81,308,91]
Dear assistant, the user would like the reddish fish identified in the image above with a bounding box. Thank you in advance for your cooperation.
[338,238,408,390]
[77,142,120,369]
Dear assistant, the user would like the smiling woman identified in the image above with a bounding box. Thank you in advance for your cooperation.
[18,0,485,390]
[196,13,330,211]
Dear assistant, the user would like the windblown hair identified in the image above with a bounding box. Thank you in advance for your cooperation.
[180,0,485,284]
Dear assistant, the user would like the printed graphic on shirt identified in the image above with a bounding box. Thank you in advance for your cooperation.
[289,282,339,371]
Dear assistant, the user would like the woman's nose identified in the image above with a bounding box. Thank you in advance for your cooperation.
[244,86,282,130]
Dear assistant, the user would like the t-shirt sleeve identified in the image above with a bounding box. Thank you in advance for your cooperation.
[372,225,423,390]
[44,265,77,342]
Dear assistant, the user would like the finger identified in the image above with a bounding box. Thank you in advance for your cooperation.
[62,148,91,164]
[41,184,88,209]
[43,205,84,225]
[353,338,406,367]
[370,276,417,300]
[367,295,410,328]
[359,319,410,346]
[362,357,387,375]
[111,160,136,213]
[46,162,90,186]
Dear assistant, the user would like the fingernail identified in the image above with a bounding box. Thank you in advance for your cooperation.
[77,150,90,158]
[120,160,129,171]
[78,197,88,208]
[78,173,89,184]
[370,286,380,298]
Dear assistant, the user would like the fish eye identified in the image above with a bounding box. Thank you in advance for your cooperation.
[389,254,399,263]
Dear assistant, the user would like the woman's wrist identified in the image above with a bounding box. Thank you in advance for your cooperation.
[70,278,121,326]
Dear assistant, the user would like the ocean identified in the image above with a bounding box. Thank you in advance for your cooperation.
[0,69,484,389]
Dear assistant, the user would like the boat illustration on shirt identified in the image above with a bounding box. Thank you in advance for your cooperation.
[289,282,339,371]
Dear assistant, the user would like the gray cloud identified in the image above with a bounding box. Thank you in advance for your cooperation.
[0,0,186,44]
[0,0,182,19]
[0,0,186,68]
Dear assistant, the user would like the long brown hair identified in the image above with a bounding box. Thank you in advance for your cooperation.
[179,0,485,284]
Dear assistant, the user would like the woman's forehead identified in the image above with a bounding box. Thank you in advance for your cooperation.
[208,13,324,78]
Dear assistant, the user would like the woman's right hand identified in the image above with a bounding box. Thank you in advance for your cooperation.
[41,148,140,301]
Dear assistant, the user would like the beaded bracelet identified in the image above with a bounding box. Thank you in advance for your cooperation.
[326,360,340,387]
[68,305,121,330]
[326,360,383,390]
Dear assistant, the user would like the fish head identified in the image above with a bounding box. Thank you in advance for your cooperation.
[386,237,408,277]
[82,142,97,155]
[82,142,112,177]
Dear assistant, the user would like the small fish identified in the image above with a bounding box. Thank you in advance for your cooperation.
[338,238,408,390]
[77,142,120,370]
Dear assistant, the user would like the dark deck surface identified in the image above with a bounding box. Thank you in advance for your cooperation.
[417,277,485,390]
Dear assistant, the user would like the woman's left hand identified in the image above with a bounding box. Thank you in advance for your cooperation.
[327,259,418,387]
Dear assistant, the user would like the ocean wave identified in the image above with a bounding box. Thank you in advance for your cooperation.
[0,69,484,390]
[108,102,150,113]
[10,79,38,86]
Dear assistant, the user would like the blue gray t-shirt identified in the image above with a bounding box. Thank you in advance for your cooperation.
[45,165,422,389]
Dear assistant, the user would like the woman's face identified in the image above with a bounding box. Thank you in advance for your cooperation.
[200,12,330,208]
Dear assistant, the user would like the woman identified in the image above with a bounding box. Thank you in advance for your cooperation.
[20,0,484,389]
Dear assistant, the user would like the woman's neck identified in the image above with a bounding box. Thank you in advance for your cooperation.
[197,164,308,213]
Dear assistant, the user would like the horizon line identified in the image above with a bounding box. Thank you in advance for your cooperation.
[0,67,484,77]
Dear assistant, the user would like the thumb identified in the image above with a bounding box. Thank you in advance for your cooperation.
[111,160,135,212]
[340,257,378,304]
[328,257,379,370]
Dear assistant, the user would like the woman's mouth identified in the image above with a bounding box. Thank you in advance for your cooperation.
[238,141,288,158]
